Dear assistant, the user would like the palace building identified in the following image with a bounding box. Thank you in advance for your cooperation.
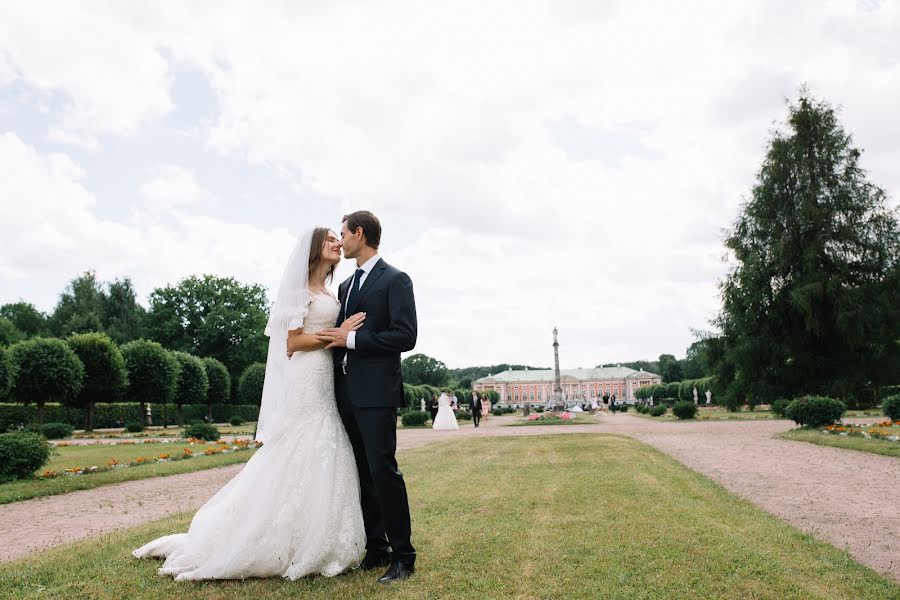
[472,366,662,405]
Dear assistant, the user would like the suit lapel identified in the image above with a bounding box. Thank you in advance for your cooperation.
[348,259,386,314]
[336,277,351,324]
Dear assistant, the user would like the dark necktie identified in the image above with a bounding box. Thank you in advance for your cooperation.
[346,268,364,315]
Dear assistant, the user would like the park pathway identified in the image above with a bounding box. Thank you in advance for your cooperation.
[1,414,898,581]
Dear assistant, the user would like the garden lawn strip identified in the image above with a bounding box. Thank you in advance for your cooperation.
[0,434,896,600]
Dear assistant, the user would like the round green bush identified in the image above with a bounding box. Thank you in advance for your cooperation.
[125,421,144,433]
[456,410,473,421]
[491,408,504,417]
[202,357,231,405]
[9,337,85,423]
[229,415,244,426]
[400,411,429,427]
[238,363,266,405]
[881,394,900,422]
[535,406,545,413]
[39,421,74,439]
[672,401,698,420]
[785,396,846,427]
[0,431,51,481]
[120,340,179,406]
[184,422,220,441]
[649,405,667,417]
[172,352,209,407]
[771,398,790,417]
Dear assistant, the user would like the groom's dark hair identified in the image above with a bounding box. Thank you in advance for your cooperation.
[342,210,381,250]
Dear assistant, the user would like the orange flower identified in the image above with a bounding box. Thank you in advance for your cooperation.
[108,458,119,466]
[158,453,170,460]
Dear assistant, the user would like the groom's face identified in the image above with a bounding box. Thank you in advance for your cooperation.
[340,221,362,259]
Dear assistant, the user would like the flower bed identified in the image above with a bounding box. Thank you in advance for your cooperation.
[526,411,575,422]
[823,422,900,442]
[37,439,261,479]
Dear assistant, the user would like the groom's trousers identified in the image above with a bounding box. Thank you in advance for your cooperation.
[335,372,416,563]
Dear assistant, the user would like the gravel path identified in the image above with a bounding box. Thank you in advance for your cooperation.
[2,414,897,582]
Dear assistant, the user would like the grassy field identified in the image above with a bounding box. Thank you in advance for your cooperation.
[0,447,257,505]
[778,429,900,459]
[72,424,256,439]
[1,434,897,599]
[508,413,599,426]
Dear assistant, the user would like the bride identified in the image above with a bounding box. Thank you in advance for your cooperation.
[431,391,459,430]
[133,227,367,581]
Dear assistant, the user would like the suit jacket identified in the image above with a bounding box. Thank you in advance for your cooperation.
[334,259,417,408]
[469,397,482,414]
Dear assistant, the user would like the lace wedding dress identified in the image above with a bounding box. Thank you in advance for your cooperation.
[432,393,459,430]
[133,294,365,581]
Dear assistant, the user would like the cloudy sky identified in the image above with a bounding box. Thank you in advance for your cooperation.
[1,1,898,369]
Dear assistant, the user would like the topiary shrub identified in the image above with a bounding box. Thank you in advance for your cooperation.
[125,421,144,433]
[238,363,266,406]
[66,332,127,432]
[172,352,209,426]
[229,415,244,426]
[785,396,846,428]
[491,408,504,417]
[456,410,473,421]
[400,411,429,427]
[535,406,545,413]
[9,337,84,425]
[0,431,51,481]
[672,401,698,420]
[120,339,179,427]
[184,422,220,441]
[882,394,900,422]
[649,405,667,417]
[618,404,630,412]
[772,398,790,417]
[39,422,74,439]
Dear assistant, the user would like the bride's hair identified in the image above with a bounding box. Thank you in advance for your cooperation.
[308,227,337,283]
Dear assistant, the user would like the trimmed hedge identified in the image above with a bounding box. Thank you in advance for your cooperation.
[672,401,698,420]
[184,422,220,441]
[0,431,50,482]
[785,396,846,428]
[649,405,667,417]
[400,411,429,427]
[881,394,900,421]
[39,422,74,439]
[0,402,259,431]
[772,399,790,417]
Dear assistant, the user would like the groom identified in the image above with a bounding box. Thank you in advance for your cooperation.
[316,210,418,584]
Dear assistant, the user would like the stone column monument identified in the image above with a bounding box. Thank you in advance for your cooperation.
[553,326,563,410]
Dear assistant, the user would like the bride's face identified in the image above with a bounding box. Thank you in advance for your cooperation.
[322,230,342,265]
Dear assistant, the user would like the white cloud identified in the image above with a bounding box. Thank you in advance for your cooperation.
[1,1,899,368]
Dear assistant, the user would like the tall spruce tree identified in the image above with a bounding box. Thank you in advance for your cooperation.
[716,91,900,408]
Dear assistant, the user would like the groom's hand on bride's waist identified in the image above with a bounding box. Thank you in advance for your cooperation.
[316,328,348,349]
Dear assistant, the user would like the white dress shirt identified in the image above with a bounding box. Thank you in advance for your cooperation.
[345,254,380,350]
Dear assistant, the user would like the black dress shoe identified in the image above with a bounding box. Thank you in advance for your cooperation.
[360,550,392,571]
[377,560,415,584]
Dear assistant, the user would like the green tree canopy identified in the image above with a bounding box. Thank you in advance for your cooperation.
[9,338,85,424]
[0,345,14,401]
[121,339,180,426]
[51,271,105,337]
[401,353,449,386]
[202,357,231,406]
[172,351,209,425]
[238,362,266,406]
[145,275,269,381]
[0,302,49,338]
[102,278,145,344]
[66,332,128,431]
[657,354,683,383]
[0,318,23,346]
[715,90,900,408]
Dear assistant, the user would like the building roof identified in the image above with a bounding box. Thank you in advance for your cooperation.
[473,366,661,384]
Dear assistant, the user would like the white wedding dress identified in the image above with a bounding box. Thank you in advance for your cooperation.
[432,393,459,430]
[133,294,365,580]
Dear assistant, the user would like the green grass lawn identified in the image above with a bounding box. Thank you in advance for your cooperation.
[73,424,256,439]
[778,428,900,459]
[0,447,257,505]
[2,434,896,599]
[632,408,779,421]
[509,413,599,426]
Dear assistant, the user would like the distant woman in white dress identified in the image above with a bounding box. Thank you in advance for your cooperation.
[432,392,459,430]
[133,227,366,581]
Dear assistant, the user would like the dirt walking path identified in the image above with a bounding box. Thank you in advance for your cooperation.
[1,414,897,581]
